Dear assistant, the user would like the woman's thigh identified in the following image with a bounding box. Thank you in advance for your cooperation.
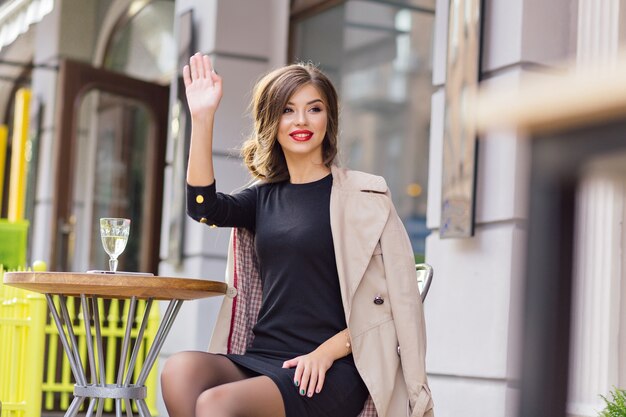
[162,351,251,390]
[196,375,286,417]
[161,351,253,417]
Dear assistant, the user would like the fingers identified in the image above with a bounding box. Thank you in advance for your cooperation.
[298,362,312,397]
[187,52,218,82]
[315,369,326,394]
[297,363,322,397]
[211,70,222,87]
[282,358,298,369]
[203,55,222,88]
[183,65,191,87]
[189,53,199,79]
[288,354,330,397]
[307,371,318,397]
[203,55,213,79]
[197,53,207,79]
[294,359,304,390]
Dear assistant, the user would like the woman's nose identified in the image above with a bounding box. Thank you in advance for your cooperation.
[294,111,307,125]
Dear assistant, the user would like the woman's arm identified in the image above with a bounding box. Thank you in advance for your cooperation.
[183,53,256,229]
[282,329,352,397]
[183,52,222,186]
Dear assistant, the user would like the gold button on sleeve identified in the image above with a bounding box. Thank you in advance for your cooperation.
[196,195,204,204]
[210,224,217,228]
[199,217,208,224]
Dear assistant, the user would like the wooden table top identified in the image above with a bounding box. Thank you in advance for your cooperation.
[3,271,228,300]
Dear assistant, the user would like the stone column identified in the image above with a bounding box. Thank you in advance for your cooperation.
[30,0,96,265]
[576,0,620,65]
[621,201,626,387]
[567,2,625,415]
[568,172,624,417]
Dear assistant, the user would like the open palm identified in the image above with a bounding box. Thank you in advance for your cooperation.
[183,53,223,119]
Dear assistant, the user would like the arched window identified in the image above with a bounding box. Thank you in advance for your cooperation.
[103,0,176,84]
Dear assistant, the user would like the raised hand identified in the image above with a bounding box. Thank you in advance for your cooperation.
[183,52,222,121]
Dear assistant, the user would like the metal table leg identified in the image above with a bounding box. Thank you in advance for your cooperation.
[46,295,185,417]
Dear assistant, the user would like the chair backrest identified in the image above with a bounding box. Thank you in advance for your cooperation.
[416,263,433,302]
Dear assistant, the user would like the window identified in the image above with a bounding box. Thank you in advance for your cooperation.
[104,0,175,84]
[292,0,435,260]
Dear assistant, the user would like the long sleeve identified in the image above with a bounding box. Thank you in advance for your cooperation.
[186,181,257,230]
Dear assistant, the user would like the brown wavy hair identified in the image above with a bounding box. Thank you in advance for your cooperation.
[241,63,339,182]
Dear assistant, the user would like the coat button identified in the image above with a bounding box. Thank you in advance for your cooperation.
[373,295,384,305]
[199,217,208,224]
[196,195,204,204]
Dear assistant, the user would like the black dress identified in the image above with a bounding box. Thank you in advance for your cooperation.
[187,174,369,417]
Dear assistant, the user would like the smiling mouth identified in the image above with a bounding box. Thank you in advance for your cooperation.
[290,131,313,141]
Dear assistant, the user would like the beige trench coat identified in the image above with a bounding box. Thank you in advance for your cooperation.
[207,166,434,417]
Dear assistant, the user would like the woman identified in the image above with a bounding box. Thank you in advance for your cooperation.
[161,52,434,417]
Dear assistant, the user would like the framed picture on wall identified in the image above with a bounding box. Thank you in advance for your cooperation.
[440,0,483,238]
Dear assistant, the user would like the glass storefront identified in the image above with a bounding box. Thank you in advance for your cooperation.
[65,1,174,272]
[292,0,435,260]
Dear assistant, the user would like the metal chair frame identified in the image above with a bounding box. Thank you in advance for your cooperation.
[416,263,433,302]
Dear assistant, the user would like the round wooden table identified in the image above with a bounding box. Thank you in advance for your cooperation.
[3,271,228,417]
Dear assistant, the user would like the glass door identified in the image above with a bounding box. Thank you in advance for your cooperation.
[52,59,169,273]
[71,91,155,273]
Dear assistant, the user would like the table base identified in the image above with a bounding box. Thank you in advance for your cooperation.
[46,294,183,417]
[73,384,146,399]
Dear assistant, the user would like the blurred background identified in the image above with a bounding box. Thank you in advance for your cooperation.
[0,0,624,416]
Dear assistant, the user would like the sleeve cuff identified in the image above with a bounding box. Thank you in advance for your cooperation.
[187,181,217,225]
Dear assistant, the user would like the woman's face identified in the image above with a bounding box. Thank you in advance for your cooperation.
[276,83,328,165]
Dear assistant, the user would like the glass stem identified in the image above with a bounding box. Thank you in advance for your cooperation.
[109,258,118,272]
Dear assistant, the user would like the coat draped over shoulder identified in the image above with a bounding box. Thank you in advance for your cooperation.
[207,166,434,417]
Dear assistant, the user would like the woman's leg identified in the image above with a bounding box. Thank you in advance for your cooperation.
[161,352,251,417]
[195,376,286,417]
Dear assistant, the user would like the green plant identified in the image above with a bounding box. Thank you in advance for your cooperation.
[599,387,626,417]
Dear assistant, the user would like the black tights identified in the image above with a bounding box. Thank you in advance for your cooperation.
[161,351,286,417]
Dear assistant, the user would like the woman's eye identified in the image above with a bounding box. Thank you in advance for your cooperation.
[310,107,322,113]
[283,108,293,114]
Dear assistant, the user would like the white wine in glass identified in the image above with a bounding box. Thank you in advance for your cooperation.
[100,218,130,272]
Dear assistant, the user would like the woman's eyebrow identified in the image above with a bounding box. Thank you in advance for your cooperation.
[286,99,324,105]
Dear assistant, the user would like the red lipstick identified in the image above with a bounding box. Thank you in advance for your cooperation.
[289,129,313,142]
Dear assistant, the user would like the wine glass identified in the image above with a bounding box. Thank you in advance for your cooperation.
[100,218,131,272]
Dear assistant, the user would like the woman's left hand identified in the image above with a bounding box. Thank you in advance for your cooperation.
[282,349,334,397]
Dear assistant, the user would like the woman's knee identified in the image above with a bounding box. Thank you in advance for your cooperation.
[161,351,201,387]
[196,385,235,415]
[195,377,285,417]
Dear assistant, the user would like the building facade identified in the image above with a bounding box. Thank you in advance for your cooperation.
[0,0,624,416]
